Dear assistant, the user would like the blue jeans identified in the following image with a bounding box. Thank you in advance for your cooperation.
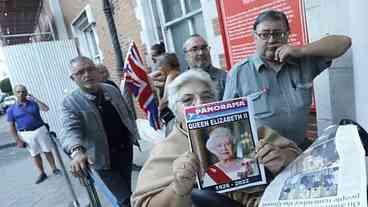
[97,143,133,207]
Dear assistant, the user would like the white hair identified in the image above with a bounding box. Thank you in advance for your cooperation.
[167,69,218,115]
[206,127,233,154]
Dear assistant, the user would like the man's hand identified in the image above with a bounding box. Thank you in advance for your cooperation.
[274,44,304,63]
[26,93,34,100]
[255,139,287,174]
[172,152,199,196]
[70,151,93,177]
[26,93,49,111]
[15,138,26,148]
[149,71,166,90]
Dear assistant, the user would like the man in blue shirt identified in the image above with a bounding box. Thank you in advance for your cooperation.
[7,84,60,184]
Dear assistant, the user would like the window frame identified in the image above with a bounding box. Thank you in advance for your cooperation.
[71,5,103,63]
[156,0,204,51]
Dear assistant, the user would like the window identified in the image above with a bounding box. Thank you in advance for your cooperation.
[154,0,207,70]
[185,0,201,12]
[150,0,164,41]
[162,1,182,22]
[71,5,102,63]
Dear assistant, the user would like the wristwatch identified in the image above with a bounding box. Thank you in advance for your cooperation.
[70,145,86,159]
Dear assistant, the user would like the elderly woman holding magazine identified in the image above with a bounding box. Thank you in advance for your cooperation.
[132,70,302,207]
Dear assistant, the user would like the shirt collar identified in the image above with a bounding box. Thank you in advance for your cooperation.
[16,99,30,106]
[252,55,266,72]
[79,85,112,102]
[83,91,97,101]
[203,65,212,72]
[188,65,212,72]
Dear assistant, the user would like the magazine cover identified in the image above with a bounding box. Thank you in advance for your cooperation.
[184,97,267,193]
[260,125,367,207]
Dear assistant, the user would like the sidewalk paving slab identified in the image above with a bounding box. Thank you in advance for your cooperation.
[0,147,90,207]
[0,115,16,149]
[0,114,155,206]
[0,135,153,207]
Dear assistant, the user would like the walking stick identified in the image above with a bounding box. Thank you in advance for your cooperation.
[49,129,118,207]
[49,132,80,207]
[79,171,102,207]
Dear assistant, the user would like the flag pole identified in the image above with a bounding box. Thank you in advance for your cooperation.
[102,0,136,118]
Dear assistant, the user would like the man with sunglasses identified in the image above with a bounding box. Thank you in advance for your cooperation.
[183,34,227,99]
[223,10,351,149]
[7,84,61,184]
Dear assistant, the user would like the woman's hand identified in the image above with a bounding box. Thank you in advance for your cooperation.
[255,139,287,174]
[149,71,166,90]
[172,152,200,196]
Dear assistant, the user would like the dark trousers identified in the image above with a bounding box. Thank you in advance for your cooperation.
[97,143,133,207]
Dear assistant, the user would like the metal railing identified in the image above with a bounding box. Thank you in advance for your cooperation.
[49,131,113,207]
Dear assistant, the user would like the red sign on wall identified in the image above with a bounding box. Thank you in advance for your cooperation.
[216,0,308,69]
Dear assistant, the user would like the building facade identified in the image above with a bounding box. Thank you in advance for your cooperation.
[58,0,145,82]
[57,0,226,80]
[3,0,366,133]
[0,0,56,46]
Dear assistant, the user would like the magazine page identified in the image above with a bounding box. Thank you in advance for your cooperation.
[184,97,267,193]
[260,125,367,207]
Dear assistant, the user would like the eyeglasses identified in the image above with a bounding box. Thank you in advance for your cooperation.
[72,66,97,77]
[255,31,289,40]
[176,92,216,106]
[185,45,210,54]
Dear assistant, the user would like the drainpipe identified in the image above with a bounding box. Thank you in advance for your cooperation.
[102,0,124,71]
[102,0,136,118]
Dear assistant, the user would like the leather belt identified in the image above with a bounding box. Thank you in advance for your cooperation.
[18,125,42,132]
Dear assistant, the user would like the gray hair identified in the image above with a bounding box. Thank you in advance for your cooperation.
[167,69,217,115]
[69,56,95,76]
[206,127,233,155]
[156,53,180,69]
[70,56,94,66]
[96,63,110,79]
[183,34,207,52]
[95,63,108,72]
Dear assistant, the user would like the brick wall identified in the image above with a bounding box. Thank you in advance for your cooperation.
[59,0,146,118]
[59,0,147,78]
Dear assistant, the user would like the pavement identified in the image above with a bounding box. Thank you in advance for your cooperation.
[0,115,16,149]
[0,114,154,207]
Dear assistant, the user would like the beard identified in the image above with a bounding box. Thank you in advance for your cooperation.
[194,62,210,69]
[79,82,99,93]
[189,57,211,69]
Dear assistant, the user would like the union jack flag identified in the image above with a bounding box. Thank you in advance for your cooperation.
[122,42,161,130]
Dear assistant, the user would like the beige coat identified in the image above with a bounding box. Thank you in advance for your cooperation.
[132,126,301,207]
